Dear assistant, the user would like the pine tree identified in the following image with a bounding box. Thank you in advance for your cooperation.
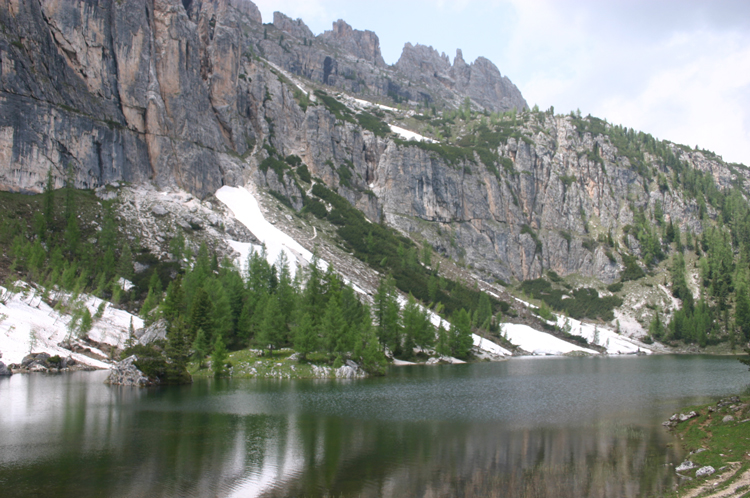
[435,322,450,357]
[162,277,185,325]
[257,294,284,356]
[373,276,401,354]
[321,291,349,356]
[117,244,134,281]
[354,307,386,375]
[449,308,473,359]
[475,293,493,331]
[211,334,229,377]
[649,310,664,340]
[402,294,433,353]
[190,287,214,343]
[43,168,55,233]
[192,328,209,368]
[293,311,318,360]
[165,318,192,384]
[204,278,233,344]
[735,283,750,341]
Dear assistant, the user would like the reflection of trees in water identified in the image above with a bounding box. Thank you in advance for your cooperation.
[0,375,684,498]
[261,420,682,498]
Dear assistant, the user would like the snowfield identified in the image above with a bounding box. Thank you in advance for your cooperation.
[216,185,315,277]
[556,314,651,355]
[389,124,438,143]
[0,284,142,367]
[501,323,599,356]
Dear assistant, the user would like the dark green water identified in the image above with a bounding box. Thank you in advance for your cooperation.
[0,355,747,497]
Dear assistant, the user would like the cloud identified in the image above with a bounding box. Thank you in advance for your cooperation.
[250,0,750,164]
[502,0,750,164]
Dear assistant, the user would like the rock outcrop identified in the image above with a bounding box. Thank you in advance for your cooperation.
[136,318,169,345]
[319,19,386,68]
[0,360,11,376]
[104,355,156,386]
[395,45,528,112]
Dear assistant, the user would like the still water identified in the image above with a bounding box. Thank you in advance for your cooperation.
[0,355,747,497]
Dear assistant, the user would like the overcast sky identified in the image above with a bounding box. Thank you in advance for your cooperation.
[252,0,750,166]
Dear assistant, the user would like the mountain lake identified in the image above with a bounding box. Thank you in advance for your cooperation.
[0,355,747,497]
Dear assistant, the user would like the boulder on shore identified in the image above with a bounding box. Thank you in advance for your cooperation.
[0,361,12,377]
[105,356,156,387]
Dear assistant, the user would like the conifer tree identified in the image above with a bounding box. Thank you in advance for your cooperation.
[192,328,209,368]
[162,277,185,325]
[165,317,192,384]
[449,308,473,359]
[649,310,664,340]
[117,244,134,281]
[735,282,750,341]
[321,290,348,356]
[190,287,214,342]
[257,294,284,356]
[293,311,318,360]
[475,293,493,331]
[43,168,55,232]
[374,276,401,354]
[211,334,229,377]
[204,278,233,344]
[435,322,450,357]
[354,307,386,375]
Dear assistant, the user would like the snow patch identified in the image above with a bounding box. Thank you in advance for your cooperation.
[556,315,651,355]
[501,323,598,356]
[389,124,438,143]
[0,284,142,367]
[216,186,315,276]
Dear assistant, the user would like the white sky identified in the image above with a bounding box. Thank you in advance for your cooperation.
[252,0,750,166]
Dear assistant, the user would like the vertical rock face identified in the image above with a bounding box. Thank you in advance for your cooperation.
[0,0,530,196]
[395,45,528,112]
[0,0,264,197]
[318,19,386,68]
[273,12,313,41]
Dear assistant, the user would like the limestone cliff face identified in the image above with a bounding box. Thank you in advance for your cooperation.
[263,16,527,112]
[394,45,528,113]
[0,0,260,196]
[261,98,737,283]
[0,0,528,196]
[1,0,736,285]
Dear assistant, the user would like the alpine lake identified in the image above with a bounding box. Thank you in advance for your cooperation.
[1,355,747,498]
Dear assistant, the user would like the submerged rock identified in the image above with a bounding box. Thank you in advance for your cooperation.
[105,356,156,387]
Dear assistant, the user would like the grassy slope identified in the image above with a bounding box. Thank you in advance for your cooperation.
[666,395,750,497]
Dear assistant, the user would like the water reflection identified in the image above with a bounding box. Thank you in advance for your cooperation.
[0,356,746,497]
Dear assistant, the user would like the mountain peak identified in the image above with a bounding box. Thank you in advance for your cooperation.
[318,19,386,67]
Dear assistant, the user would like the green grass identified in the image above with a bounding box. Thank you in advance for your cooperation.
[190,349,345,379]
[665,395,750,497]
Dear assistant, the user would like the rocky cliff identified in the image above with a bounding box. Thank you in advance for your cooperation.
[0,0,743,287]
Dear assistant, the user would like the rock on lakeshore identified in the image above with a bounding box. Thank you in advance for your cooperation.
[105,355,156,387]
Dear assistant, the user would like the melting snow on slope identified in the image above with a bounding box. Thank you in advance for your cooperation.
[512,296,651,355]
[216,186,316,277]
[397,295,512,357]
[501,323,599,356]
[0,284,142,367]
[556,315,651,355]
[389,125,438,143]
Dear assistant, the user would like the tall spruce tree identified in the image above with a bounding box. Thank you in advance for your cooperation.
[449,309,473,359]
